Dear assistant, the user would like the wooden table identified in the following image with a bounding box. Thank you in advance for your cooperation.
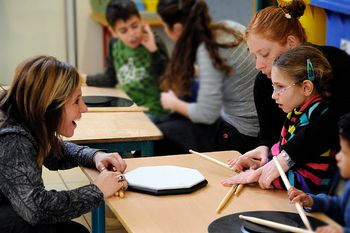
[66,86,163,155]
[82,151,338,233]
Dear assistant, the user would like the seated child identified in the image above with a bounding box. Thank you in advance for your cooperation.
[288,113,350,233]
[85,0,169,119]
[224,45,339,194]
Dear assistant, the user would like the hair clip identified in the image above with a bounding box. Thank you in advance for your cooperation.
[278,4,292,20]
[307,59,315,81]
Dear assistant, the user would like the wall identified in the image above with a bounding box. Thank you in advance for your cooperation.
[207,0,253,26]
[0,0,66,85]
[0,0,254,85]
[76,0,104,75]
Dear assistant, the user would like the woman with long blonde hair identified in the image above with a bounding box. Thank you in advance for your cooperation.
[0,55,127,233]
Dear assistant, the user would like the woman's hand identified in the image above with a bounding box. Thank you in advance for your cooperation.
[256,160,281,189]
[222,154,289,189]
[94,171,128,198]
[227,146,269,171]
[141,24,157,52]
[221,162,276,189]
[221,169,262,187]
[288,187,313,208]
[94,151,127,173]
[161,90,179,111]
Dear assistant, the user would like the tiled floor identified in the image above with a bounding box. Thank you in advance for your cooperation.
[42,167,127,233]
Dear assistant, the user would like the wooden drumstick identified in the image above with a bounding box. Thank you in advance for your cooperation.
[189,150,234,170]
[216,184,237,213]
[239,215,314,233]
[190,150,245,212]
[272,156,313,232]
[234,184,244,196]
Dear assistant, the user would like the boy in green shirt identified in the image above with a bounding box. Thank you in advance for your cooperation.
[85,0,169,119]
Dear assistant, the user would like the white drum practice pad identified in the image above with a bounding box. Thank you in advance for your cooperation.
[124,165,208,195]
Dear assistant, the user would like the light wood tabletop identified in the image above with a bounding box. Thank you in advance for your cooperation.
[82,86,130,98]
[82,151,338,233]
[68,111,162,144]
[67,86,162,144]
[66,86,162,157]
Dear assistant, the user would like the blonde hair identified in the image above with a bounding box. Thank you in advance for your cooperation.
[0,55,82,165]
[245,0,307,45]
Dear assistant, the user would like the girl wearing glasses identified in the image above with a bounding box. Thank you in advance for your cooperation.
[223,45,339,194]
[227,0,350,194]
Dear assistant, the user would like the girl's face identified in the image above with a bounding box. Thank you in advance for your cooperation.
[58,87,87,137]
[246,34,289,78]
[336,137,350,179]
[271,66,307,113]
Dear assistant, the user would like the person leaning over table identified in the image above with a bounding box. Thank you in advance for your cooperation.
[154,0,260,155]
[223,45,339,194]
[227,0,350,192]
[0,55,128,233]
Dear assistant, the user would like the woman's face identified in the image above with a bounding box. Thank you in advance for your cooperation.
[246,34,289,78]
[58,87,87,137]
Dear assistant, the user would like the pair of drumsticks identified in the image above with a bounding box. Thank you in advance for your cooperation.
[189,149,244,213]
[189,150,314,233]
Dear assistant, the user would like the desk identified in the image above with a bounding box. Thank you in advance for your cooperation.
[67,86,162,155]
[82,151,338,233]
[82,86,130,99]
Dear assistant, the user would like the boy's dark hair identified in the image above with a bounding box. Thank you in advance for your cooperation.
[106,0,140,27]
[338,113,350,145]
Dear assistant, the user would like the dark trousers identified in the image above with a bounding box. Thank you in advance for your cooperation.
[154,114,258,156]
[0,203,89,233]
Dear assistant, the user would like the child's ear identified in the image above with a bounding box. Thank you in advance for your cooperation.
[302,80,314,96]
[108,26,118,38]
[173,23,184,38]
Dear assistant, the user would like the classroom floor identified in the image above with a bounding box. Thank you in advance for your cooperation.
[42,167,127,233]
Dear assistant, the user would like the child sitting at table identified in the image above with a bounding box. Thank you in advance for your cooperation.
[84,0,169,120]
[223,45,339,194]
[288,113,350,233]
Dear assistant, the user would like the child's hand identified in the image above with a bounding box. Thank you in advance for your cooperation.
[161,90,178,111]
[316,225,344,233]
[141,24,157,52]
[288,187,313,207]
